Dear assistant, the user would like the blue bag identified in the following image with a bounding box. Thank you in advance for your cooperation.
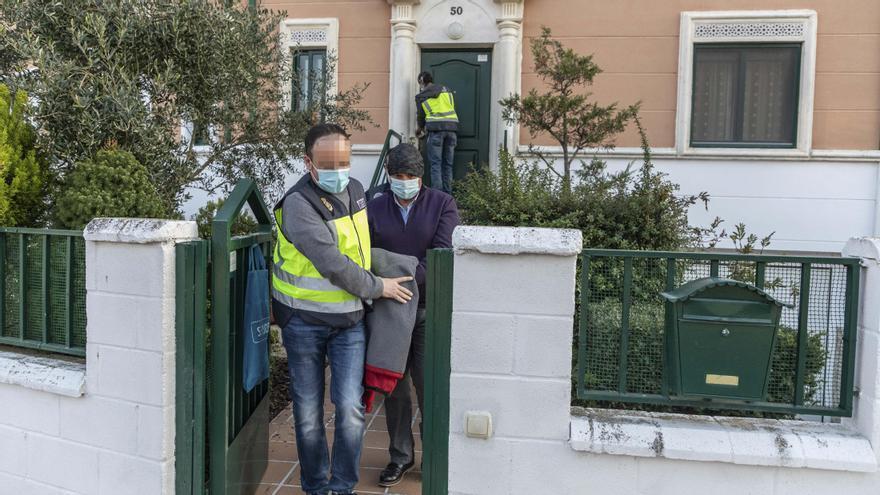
[243,243,270,392]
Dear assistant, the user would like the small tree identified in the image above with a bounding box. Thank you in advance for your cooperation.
[1,0,374,210]
[53,149,167,229]
[0,84,47,227]
[500,27,639,193]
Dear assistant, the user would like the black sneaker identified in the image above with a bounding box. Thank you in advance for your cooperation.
[378,461,414,487]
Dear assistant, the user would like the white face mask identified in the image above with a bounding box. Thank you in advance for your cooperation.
[312,167,351,194]
[389,177,420,200]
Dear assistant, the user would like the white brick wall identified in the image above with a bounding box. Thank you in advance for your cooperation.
[447,227,880,495]
[0,219,197,495]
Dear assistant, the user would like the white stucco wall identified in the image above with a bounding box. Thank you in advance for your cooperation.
[447,226,880,495]
[0,219,198,495]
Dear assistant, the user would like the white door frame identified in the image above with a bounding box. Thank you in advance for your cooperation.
[387,0,524,170]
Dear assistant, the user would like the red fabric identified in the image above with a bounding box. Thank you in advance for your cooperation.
[362,364,404,413]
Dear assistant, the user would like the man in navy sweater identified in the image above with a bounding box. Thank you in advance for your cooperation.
[367,143,460,487]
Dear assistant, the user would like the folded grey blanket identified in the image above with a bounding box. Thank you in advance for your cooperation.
[364,248,419,408]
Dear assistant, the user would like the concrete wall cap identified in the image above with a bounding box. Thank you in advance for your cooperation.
[452,226,582,256]
[84,218,199,244]
[571,407,878,473]
[842,237,880,261]
[0,349,85,397]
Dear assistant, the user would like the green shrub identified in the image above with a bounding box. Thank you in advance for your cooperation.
[576,298,827,415]
[53,149,168,229]
[457,144,707,251]
[0,84,49,227]
[193,199,259,239]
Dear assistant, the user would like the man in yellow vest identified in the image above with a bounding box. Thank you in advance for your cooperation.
[416,71,459,194]
[273,123,413,495]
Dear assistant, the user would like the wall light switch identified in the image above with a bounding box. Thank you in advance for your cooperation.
[465,411,493,439]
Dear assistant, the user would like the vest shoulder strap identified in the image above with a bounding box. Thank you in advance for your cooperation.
[274,174,367,223]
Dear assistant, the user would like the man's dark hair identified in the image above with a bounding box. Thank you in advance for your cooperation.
[386,143,424,178]
[304,123,349,157]
[417,71,433,85]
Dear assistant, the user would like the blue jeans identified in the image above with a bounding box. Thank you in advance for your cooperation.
[427,130,457,194]
[282,315,366,495]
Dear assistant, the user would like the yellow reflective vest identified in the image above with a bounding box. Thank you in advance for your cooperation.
[272,176,371,320]
[421,87,459,126]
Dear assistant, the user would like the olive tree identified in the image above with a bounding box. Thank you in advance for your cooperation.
[0,0,373,212]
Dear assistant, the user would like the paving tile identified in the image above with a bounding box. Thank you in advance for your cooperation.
[267,390,420,493]
[279,465,300,487]
[269,441,298,462]
[360,446,391,469]
[364,430,390,448]
[388,471,421,495]
[272,410,293,425]
[355,466,387,494]
[368,419,389,432]
[235,483,281,495]
[270,425,296,443]
[258,461,297,484]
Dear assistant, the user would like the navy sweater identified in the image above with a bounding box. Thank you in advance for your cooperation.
[367,185,460,306]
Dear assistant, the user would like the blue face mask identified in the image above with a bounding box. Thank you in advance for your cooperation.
[390,177,421,200]
[313,168,350,194]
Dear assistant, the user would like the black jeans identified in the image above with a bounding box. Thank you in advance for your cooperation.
[384,308,426,465]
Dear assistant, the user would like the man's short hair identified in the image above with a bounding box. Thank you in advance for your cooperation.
[304,123,349,158]
[417,71,433,85]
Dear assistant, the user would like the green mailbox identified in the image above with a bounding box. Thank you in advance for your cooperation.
[660,277,791,401]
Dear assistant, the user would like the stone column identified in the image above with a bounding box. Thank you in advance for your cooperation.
[388,1,419,138]
[490,1,524,169]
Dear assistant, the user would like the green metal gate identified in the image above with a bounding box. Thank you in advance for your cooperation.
[176,179,274,495]
[422,248,454,495]
[178,183,456,495]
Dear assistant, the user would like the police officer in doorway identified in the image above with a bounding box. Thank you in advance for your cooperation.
[415,71,459,194]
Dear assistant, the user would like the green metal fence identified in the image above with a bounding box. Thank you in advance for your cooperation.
[577,249,860,417]
[0,228,86,357]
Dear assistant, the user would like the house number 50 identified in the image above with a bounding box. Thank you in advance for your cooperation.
[450,6,463,15]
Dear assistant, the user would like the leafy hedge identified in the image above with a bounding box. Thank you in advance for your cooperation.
[457,145,708,252]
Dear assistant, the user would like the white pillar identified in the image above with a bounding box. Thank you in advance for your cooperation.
[842,238,880,465]
[388,1,419,138]
[84,218,199,494]
[489,1,524,169]
[447,226,582,494]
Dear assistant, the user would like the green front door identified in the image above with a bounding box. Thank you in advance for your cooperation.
[420,50,492,182]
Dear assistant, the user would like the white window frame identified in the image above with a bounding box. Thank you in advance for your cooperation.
[279,18,339,112]
[180,120,217,153]
[675,10,818,157]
